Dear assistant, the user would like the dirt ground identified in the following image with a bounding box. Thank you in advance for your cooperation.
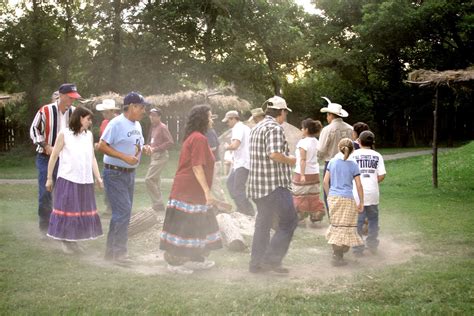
[75,215,421,284]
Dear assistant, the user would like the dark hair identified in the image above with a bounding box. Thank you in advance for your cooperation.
[69,107,93,135]
[359,130,375,148]
[184,104,211,140]
[353,122,370,138]
[265,107,284,118]
[301,118,323,136]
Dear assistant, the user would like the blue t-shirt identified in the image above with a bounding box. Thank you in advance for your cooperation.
[327,157,360,199]
[101,114,144,168]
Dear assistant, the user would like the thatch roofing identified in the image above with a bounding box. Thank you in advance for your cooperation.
[82,89,252,114]
[407,67,474,88]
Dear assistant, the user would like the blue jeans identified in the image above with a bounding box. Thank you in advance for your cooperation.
[353,204,380,253]
[36,154,58,233]
[250,187,298,269]
[103,168,136,259]
[226,167,254,215]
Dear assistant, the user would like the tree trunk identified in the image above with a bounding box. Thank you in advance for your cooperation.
[110,0,122,91]
[432,87,438,188]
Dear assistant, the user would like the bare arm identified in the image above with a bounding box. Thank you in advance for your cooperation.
[354,175,364,213]
[225,139,241,151]
[378,174,385,183]
[97,139,138,166]
[91,134,103,189]
[192,165,215,205]
[45,133,65,192]
[323,170,330,196]
[299,148,307,182]
[269,152,296,166]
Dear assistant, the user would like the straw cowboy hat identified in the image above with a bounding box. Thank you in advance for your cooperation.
[320,97,348,118]
[247,107,265,122]
[96,99,120,111]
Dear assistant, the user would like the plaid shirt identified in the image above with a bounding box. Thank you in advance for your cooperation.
[248,116,292,199]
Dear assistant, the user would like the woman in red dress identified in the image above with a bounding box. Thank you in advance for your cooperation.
[160,104,223,274]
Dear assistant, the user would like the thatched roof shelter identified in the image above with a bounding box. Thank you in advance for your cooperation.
[81,89,252,114]
[407,67,474,88]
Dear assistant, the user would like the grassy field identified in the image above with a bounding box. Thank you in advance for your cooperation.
[1,142,473,314]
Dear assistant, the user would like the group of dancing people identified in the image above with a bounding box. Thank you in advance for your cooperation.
[30,83,386,274]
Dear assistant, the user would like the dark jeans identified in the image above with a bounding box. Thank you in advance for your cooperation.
[36,154,58,233]
[250,187,298,269]
[103,168,136,259]
[226,167,255,216]
[353,204,380,253]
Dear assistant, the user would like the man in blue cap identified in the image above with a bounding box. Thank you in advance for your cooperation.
[30,83,80,236]
[98,92,147,265]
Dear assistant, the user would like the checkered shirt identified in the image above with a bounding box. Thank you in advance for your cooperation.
[248,116,292,199]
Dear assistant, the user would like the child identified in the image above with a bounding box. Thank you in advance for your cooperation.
[292,119,325,225]
[46,107,103,254]
[351,131,386,256]
[323,138,364,266]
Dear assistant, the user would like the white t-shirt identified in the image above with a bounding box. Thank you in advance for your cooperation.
[294,137,320,174]
[58,129,94,184]
[58,110,68,132]
[231,121,250,170]
[351,148,386,205]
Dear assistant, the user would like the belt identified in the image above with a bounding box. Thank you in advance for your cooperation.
[104,163,135,173]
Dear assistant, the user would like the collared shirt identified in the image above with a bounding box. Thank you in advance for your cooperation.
[248,116,292,199]
[148,122,174,153]
[317,118,353,162]
[29,101,75,153]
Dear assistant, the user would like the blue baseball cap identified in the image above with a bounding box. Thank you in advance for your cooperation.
[58,83,81,99]
[123,92,150,106]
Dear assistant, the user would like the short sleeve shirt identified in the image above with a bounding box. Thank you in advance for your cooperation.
[101,114,144,168]
[170,131,215,204]
[248,116,292,199]
[231,121,251,170]
[351,148,386,205]
[294,137,320,174]
[327,157,360,199]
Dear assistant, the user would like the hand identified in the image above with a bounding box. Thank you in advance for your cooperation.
[224,143,229,151]
[205,190,216,206]
[300,175,306,183]
[123,155,139,166]
[96,178,104,189]
[44,144,53,155]
[45,179,53,192]
[357,203,364,213]
[143,145,152,156]
[288,155,296,166]
[94,143,100,151]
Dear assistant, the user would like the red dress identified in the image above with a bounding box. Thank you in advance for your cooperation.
[160,131,222,259]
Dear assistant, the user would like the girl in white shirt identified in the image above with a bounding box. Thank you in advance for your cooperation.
[292,119,325,225]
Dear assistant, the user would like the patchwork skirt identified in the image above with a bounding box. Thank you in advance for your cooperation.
[325,196,363,247]
[160,199,223,261]
[292,173,325,220]
[47,177,103,241]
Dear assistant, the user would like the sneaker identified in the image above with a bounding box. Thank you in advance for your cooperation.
[184,260,215,271]
[167,264,194,275]
[260,263,290,274]
[113,256,135,266]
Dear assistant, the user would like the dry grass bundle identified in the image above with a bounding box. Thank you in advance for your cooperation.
[407,67,474,87]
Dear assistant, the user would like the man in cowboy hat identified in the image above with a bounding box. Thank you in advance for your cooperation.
[317,97,353,210]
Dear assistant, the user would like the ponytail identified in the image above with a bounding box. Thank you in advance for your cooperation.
[338,138,354,161]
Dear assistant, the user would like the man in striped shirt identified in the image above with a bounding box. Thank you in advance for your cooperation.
[247,96,298,274]
[29,83,80,235]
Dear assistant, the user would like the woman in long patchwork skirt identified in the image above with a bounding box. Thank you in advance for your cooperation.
[46,107,103,253]
[160,105,222,274]
[323,138,364,266]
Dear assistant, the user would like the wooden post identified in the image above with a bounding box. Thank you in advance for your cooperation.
[432,87,438,188]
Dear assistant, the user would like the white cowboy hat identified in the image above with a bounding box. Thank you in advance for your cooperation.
[96,99,119,111]
[320,97,348,118]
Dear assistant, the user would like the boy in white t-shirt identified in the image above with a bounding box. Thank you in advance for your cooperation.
[351,131,386,256]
